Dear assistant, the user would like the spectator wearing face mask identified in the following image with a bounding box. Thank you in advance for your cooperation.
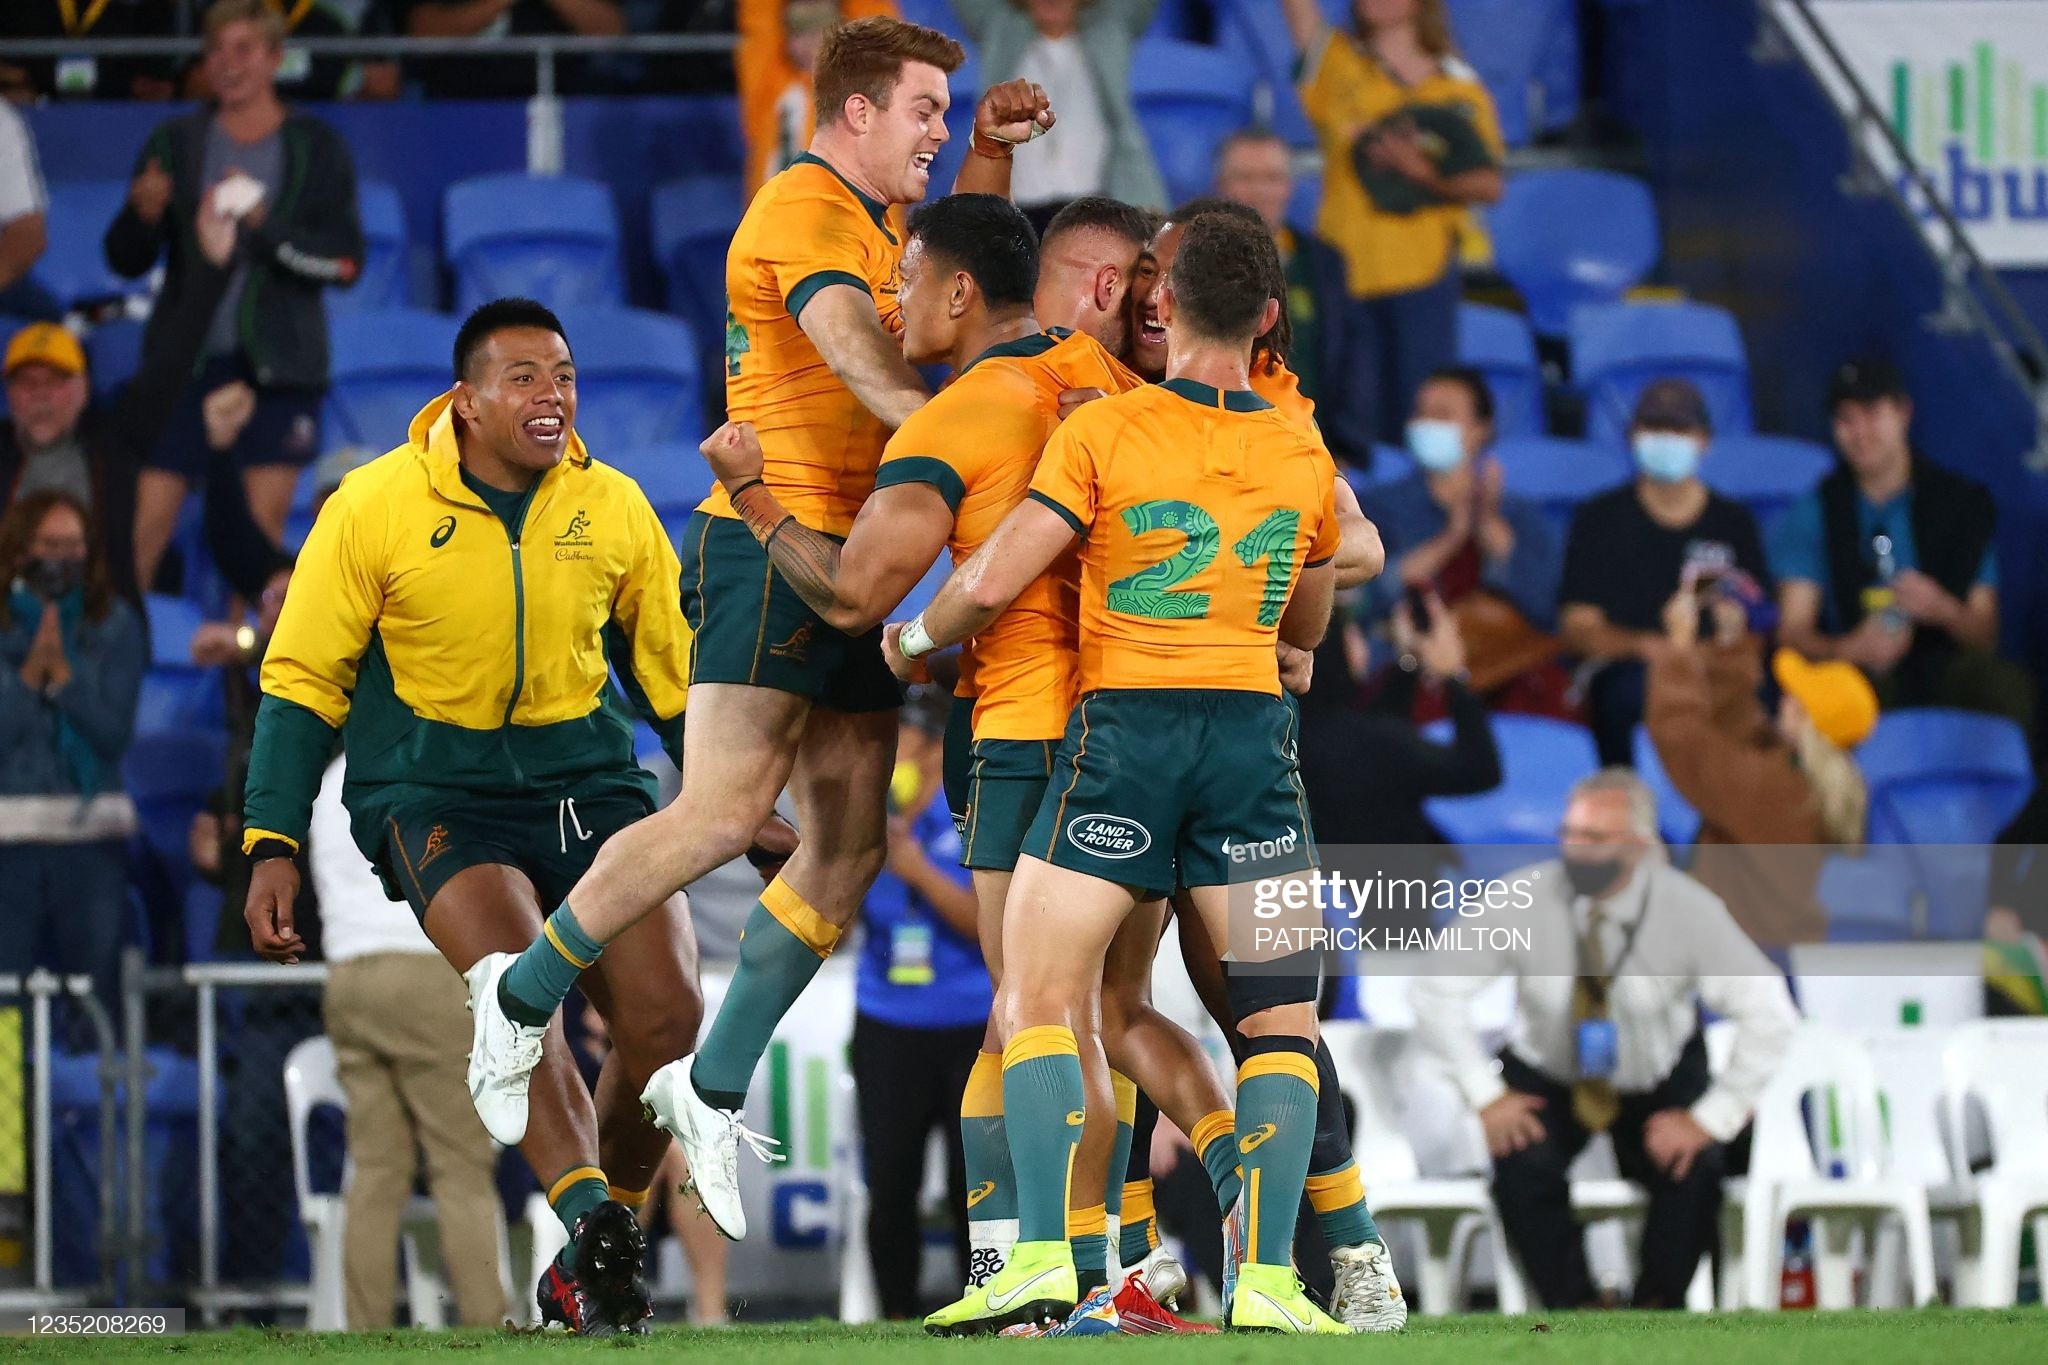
[1360,366,1565,714]
[1409,770,1798,1310]
[0,490,145,1009]
[1771,358,2028,730]
[1560,379,1771,767]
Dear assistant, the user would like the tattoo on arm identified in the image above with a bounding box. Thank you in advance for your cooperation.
[728,480,849,620]
[764,520,848,620]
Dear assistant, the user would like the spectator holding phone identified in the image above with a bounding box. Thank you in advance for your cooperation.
[1647,575,1875,949]
[1560,379,1770,766]
[1279,0,1503,442]
[0,490,145,1008]
[103,0,363,587]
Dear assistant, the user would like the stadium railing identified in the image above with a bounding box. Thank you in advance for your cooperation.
[0,971,120,1313]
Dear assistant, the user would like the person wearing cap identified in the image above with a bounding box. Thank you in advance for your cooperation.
[1647,564,1876,949]
[0,306,221,602]
[851,686,990,1318]
[1771,358,2025,726]
[1560,377,1772,767]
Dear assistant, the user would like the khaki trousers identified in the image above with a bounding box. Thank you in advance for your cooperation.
[325,953,508,1328]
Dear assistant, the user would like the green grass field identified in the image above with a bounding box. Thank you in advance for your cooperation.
[5,1312,2043,1364]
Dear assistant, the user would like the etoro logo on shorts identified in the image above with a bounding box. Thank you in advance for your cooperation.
[1065,813,1151,859]
[1222,829,1300,864]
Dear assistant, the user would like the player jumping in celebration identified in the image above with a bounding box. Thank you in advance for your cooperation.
[886,210,1350,1334]
[465,16,1060,1240]
[699,193,1226,1334]
[241,300,704,1335]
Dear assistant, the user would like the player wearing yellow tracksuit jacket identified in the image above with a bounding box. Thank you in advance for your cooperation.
[238,301,696,1336]
[241,385,691,913]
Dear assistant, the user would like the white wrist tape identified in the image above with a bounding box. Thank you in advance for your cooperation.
[898,615,937,660]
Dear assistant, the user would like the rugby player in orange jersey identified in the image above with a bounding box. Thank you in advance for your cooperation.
[1115,198,1407,1332]
[468,16,1067,1242]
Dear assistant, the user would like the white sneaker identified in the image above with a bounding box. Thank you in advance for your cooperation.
[640,1055,783,1241]
[1329,1240,1407,1332]
[1133,1245,1188,1308]
[465,952,547,1146]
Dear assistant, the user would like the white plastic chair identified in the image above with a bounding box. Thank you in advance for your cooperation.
[283,1035,456,1330]
[1323,1021,1528,1315]
[1734,1022,1937,1310]
[1853,1027,1972,1307]
[1941,1019,2048,1306]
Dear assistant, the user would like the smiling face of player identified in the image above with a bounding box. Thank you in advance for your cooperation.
[895,236,962,367]
[849,61,952,206]
[1127,222,1184,381]
[453,327,577,488]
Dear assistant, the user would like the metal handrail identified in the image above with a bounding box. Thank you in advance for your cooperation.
[1769,0,2048,463]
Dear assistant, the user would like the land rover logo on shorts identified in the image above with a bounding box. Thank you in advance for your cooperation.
[1066,813,1151,859]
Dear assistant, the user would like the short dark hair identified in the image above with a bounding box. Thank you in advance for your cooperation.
[1166,199,1290,366]
[454,298,570,382]
[1166,211,1280,346]
[1042,196,1153,252]
[1422,365,1495,425]
[907,194,1038,309]
[814,16,965,126]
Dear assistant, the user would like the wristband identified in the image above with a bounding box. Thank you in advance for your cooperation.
[248,837,297,863]
[726,476,764,499]
[897,615,937,660]
[970,129,1015,160]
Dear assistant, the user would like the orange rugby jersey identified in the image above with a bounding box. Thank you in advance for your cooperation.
[876,329,1143,740]
[1029,378,1339,698]
[1251,360,1320,438]
[705,153,906,537]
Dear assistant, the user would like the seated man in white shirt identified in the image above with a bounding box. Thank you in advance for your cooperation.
[1410,769,1798,1309]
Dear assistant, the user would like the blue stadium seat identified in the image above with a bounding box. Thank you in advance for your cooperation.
[332,179,408,312]
[1444,0,1577,148]
[443,173,624,314]
[1632,724,1701,846]
[1534,0,1584,134]
[1131,39,1257,208]
[1285,170,1322,234]
[123,728,229,894]
[650,173,745,395]
[324,308,459,449]
[650,174,743,321]
[1570,300,1753,448]
[1345,446,1415,494]
[1815,845,1919,942]
[607,441,717,518]
[896,0,965,40]
[85,316,143,403]
[1456,303,1543,437]
[1424,714,1595,879]
[556,308,702,455]
[28,180,140,311]
[137,595,222,734]
[1859,708,2032,940]
[1214,0,1317,147]
[1493,436,1630,536]
[1701,433,1832,526]
[1860,708,2032,846]
[1491,169,1657,337]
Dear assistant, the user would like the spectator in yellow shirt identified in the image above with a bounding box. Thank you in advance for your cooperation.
[1280,0,1502,444]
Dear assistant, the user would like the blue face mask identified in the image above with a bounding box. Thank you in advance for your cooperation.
[1406,419,1467,472]
[1633,431,1704,483]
